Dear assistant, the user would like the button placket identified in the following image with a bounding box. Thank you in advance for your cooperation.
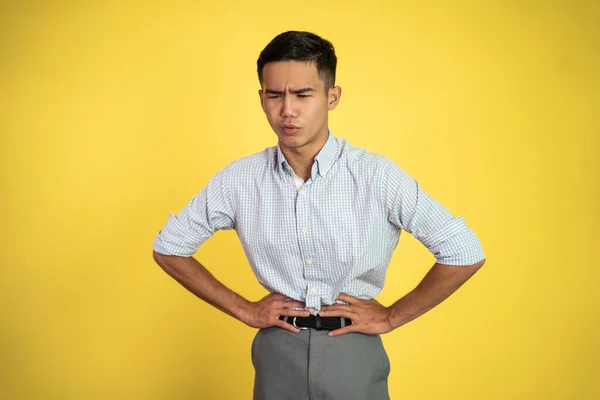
[295,181,319,309]
[296,180,311,259]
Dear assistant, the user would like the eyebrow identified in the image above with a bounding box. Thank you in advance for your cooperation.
[265,87,315,95]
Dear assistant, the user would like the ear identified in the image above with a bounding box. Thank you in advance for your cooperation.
[258,89,265,111]
[327,86,342,111]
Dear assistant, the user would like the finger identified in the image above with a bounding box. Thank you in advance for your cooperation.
[320,304,352,312]
[327,324,358,337]
[336,293,359,304]
[273,319,301,333]
[279,309,311,317]
[319,307,355,318]
[281,300,306,309]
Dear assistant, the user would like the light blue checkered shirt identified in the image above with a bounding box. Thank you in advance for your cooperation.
[153,132,485,313]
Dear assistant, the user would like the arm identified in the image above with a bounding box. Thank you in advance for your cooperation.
[320,259,485,336]
[323,161,487,334]
[153,169,309,332]
[153,251,309,332]
[387,259,485,329]
[321,160,486,335]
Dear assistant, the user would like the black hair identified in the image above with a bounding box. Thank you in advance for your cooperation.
[257,31,337,89]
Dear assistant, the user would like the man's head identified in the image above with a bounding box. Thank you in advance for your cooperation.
[257,31,341,155]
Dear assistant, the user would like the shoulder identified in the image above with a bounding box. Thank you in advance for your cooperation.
[340,138,411,182]
[218,146,275,179]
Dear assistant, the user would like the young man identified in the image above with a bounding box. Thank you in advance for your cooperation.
[153,31,486,400]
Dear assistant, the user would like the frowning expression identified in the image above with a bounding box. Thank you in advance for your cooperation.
[259,61,341,154]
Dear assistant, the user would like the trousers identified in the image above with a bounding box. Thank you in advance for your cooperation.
[252,327,391,400]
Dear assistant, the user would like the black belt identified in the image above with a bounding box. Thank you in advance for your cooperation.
[279,315,352,331]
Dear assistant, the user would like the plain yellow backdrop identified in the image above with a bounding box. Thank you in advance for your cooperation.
[1,1,598,399]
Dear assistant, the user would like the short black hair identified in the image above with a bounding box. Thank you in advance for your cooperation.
[257,31,337,89]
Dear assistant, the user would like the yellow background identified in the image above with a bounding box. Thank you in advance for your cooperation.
[2,1,598,399]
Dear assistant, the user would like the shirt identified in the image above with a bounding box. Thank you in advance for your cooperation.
[153,132,486,313]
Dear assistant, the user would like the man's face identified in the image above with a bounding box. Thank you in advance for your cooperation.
[259,61,340,153]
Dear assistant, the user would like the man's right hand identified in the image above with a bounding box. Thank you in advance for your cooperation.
[243,293,310,333]
[152,252,310,333]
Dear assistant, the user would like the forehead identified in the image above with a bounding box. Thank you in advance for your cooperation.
[261,61,323,90]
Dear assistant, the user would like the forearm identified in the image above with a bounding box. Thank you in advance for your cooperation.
[387,260,485,329]
[152,250,252,323]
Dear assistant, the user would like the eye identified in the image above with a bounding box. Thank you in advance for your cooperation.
[267,94,282,99]
[297,94,311,98]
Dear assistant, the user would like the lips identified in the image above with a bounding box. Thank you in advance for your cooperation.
[281,124,300,135]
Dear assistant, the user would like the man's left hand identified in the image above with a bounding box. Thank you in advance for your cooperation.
[319,293,394,337]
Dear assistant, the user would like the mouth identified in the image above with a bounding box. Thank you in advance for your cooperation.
[281,124,300,135]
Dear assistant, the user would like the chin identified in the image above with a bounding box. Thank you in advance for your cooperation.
[278,135,304,147]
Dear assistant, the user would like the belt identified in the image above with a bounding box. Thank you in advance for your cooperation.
[279,315,352,331]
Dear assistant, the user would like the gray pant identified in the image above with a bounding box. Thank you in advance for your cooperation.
[252,327,391,400]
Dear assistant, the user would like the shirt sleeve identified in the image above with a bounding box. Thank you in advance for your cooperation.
[383,162,485,266]
[153,169,235,257]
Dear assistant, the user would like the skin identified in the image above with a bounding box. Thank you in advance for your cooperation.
[152,60,486,336]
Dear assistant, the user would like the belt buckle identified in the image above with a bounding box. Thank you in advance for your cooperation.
[292,317,309,330]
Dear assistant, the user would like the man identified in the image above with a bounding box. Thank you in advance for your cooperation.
[153,31,486,400]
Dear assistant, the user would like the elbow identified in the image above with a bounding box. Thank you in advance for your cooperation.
[152,250,191,275]
[471,258,486,272]
[152,250,171,272]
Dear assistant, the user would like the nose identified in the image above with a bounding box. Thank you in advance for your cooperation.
[280,94,296,118]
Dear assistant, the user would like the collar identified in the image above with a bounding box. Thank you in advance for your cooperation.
[276,130,338,179]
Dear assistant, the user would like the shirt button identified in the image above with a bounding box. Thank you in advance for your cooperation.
[311,288,317,294]
[308,307,315,313]
[301,227,308,233]
[306,259,313,265]
[299,189,306,195]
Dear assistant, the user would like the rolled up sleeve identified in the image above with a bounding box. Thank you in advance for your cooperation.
[384,163,485,266]
[153,170,235,257]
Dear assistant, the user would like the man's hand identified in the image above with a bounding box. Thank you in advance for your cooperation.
[319,293,393,337]
[243,292,311,333]
[320,262,486,337]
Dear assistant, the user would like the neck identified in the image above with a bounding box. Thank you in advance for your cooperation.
[280,129,328,182]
